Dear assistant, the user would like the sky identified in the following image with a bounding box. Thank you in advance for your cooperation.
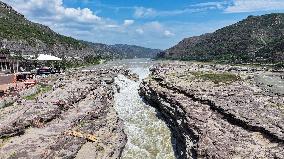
[2,0,284,49]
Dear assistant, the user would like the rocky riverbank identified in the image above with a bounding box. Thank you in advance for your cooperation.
[0,68,140,158]
[139,62,284,158]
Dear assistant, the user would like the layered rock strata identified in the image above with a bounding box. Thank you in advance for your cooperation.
[0,68,132,158]
[139,62,284,158]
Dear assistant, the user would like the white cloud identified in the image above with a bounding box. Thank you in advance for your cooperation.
[2,0,102,23]
[1,0,255,50]
[133,2,228,18]
[164,30,175,37]
[2,0,179,49]
[134,7,156,18]
[134,7,188,18]
[144,21,163,31]
[133,1,284,18]
[123,19,135,26]
[132,1,284,17]
[190,2,227,9]
[136,28,144,35]
[225,0,284,13]
[2,0,134,35]
[135,21,175,38]
[105,24,120,28]
[63,7,101,22]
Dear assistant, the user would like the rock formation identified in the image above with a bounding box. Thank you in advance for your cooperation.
[0,68,137,158]
[140,62,284,158]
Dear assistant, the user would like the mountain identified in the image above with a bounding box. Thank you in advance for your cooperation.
[163,13,284,64]
[109,44,161,58]
[0,1,159,59]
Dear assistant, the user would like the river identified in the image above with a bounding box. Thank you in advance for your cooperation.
[108,59,175,159]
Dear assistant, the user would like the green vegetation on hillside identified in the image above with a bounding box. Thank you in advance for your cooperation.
[0,2,162,59]
[60,55,102,69]
[0,2,84,48]
[164,13,284,66]
[110,44,161,58]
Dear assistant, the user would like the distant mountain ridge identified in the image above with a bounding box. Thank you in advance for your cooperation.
[109,44,161,58]
[0,1,160,58]
[163,13,284,63]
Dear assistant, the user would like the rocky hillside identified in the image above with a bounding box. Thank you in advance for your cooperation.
[0,1,159,58]
[164,13,284,64]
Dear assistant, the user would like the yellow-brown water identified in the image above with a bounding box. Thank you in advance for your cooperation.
[113,59,175,159]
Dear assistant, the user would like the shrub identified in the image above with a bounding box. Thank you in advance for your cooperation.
[191,72,241,84]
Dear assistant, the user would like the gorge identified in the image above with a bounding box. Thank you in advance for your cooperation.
[0,1,283,159]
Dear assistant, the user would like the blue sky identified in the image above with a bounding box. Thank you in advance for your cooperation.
[3,0,284,49]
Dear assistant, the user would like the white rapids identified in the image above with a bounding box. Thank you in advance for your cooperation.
[113,59,175,159]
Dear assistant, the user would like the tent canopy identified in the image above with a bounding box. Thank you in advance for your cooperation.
[37,54,62,61]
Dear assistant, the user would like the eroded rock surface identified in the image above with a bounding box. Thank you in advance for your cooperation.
[0,69,130,158]
[139,62,284,159]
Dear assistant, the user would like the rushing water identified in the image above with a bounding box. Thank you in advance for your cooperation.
[112,59,175,159]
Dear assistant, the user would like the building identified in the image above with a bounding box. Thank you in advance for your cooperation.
[0,49,18,73]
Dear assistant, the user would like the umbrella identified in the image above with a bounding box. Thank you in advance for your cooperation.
[37,54,62,61]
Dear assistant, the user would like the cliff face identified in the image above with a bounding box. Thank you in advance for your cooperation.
[165,13,284,63]
[139,62,284,158]
[0,1,160,58]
